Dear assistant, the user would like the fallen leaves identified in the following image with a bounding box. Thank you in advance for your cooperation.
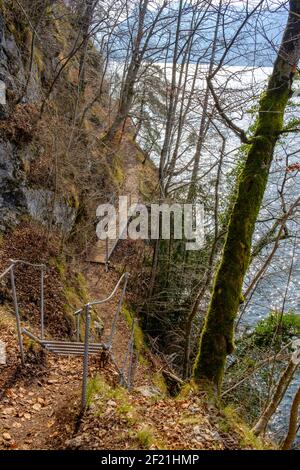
[32,403,42,412]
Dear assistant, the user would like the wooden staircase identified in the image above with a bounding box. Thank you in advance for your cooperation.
[87,196,137,265]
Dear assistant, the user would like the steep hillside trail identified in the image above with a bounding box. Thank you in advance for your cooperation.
[0,308,83,449]
[0,138,155,450]
[122,140,141,203]
[87,138,143,264]
[81,137,156,388]
[0,138,269,451]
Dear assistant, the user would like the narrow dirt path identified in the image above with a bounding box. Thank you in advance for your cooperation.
[82,262,152,389]
[0,358,82,449]
[82,138,153,388]
[0,311,82,450]
[0,278,149,451]
[0,138,151,450]
[122,141,140,202]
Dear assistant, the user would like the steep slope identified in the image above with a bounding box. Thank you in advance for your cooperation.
[0,0,273,451]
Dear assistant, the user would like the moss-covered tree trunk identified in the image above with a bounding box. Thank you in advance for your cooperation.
[193,0,300,393]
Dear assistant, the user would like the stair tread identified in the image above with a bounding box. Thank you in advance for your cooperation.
[42,341,103,346]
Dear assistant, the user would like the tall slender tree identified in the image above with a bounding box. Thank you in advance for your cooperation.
[193,0,300,393]
[102,0,168,143]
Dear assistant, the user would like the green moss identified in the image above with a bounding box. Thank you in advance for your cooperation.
[76,272,89,303]
[86,375,104,407]
[193,69,291,392]
[177,415,200,426]
[55,257,89,310]
[253,310,300,348]
[135,426,156,449]
[152,372,168,395]
[64,285,80,309]
[23,336,41,354]
[111,154,125,187]
[177,380,198,399]
[117,402,133,415]
[53,257,93,339]
[55,257,66,278]
[220,406,272,449]
[116,403,137,425]
[122,306,146,355]
[87,374,133,414]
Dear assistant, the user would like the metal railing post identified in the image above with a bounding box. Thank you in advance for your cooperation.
[105,237,108,272]
[40,266,45,340]
[10,266,25,365]
[108,274,128,349]
[81,304,91,412]
[127,320,136,390]
[120,318,135,388]
[76,315,80,342]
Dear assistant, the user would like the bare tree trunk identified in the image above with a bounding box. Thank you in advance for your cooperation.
[252,361,298,436]
[102,0,150,143]
[159,0,183,189]
[187,1,221,202]
[281,385,300,449]
[193,0,300,393]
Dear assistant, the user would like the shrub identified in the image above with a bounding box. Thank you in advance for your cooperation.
[253,311,300,349]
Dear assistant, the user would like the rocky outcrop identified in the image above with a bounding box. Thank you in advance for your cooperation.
[24,189,76,233]
[0,11,34,231]
[0,8,76,234]
[0,139,27,231]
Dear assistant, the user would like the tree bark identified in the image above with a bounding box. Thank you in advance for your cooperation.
[102,0,150,143]
[252,361,298,436]
[281,385,300,449]
[193,0,300,393]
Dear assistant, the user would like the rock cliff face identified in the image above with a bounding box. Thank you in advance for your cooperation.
[0,1,147,241]
[0,1,97,234]
[0,11,28,230]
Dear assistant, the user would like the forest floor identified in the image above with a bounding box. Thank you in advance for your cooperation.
[0,137,268,450]
[0,302,250,450]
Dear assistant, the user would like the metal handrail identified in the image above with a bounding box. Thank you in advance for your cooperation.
[74,271,130,411]
[0,263,24,364]
[0,264,13,280]
[1,259,46,278]
[9,259,46,269]
[0,259,46,362]
[1,261,133,412]
[74,272,129,315]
